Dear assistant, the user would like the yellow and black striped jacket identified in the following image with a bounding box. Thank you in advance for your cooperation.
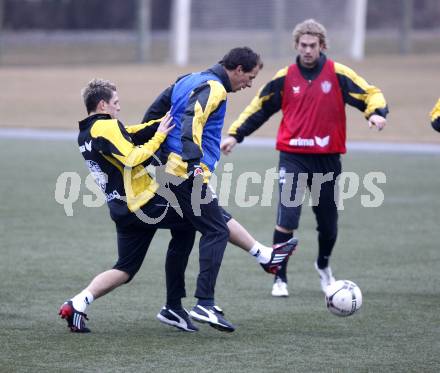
[431,98,440,132]
[228,54,388,142]
[78,113,163,221]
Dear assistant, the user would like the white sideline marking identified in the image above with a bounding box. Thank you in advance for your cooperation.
[0,128,76,140]
[1,128,440,154]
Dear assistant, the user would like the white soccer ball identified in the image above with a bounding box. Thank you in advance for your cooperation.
[325,280,362,317]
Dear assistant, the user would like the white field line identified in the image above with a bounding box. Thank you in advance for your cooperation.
[1,127,440,154]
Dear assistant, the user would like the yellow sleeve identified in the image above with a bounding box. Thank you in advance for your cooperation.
[125,118,162,134]
[430,98,440,122]
[431,98,440,132]
[91,119,166,167]
[335,62,388,119]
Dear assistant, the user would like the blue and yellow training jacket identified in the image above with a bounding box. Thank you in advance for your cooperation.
[142,64,232,181]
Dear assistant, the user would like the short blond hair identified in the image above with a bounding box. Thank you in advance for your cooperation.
[81,78,117,114]
[292,19,328,50]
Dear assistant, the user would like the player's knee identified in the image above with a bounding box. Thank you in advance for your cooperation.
[179,229,197,242]
[217,224,230,243]
[171,228,196,245]
[275,224,294,234]
[120,271,136,284]
[277,208,300,231]
[213,222,229,244]
[112,263,139,284]
[317,224,338,241]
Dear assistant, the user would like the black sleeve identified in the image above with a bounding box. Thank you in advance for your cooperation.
[141,85,174,123]
[432,118,440,132]
[431,99,440,132]
[227,72,285,143]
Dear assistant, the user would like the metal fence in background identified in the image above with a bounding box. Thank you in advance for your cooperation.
[0,0,439,66]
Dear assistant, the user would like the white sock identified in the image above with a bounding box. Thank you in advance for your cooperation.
[71,289,94,313]
[249,242,273,264]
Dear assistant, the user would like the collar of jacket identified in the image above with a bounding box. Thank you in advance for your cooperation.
[205,63,232,92]
[78,113,112,130]
[296,53,327,81]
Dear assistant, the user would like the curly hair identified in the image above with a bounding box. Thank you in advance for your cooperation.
[81,78,117,114]
[292,19,328,50]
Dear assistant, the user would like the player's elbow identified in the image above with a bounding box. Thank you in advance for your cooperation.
[431,119,440,133]
[122,151,153,168]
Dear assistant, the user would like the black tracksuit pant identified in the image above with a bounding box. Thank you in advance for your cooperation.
[169,176,229,301]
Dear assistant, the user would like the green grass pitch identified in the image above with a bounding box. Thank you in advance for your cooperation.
[1,139,439,372]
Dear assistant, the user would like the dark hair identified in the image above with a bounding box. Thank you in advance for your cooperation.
[219,47,263,72]
[81,78,117,114]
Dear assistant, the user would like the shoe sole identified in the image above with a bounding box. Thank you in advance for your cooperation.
[271,292,289,297]
[156,313,198,332]
[189,311,235,333]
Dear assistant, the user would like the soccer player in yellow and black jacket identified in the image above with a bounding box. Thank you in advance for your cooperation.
[59,78,204,333]
[431,98,440,132]
[221,20,389,297]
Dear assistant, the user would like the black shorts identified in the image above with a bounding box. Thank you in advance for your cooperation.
[113,192,232,282]
[276,152,341,231]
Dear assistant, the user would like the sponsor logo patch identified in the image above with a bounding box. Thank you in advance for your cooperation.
[86,160,108,191]
[321,80,332,94]
[289,138,315,147]
[315,135,330,147]
[289,135,330,147]
[79,140,93,153]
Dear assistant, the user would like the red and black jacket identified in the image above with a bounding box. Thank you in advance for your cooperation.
[228,54,389,154]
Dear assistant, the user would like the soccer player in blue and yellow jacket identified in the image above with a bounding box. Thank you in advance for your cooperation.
[431,98,440,132]
[142,48,263,330]
[144,48,262,181]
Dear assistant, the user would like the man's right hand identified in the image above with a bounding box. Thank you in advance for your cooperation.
[157,112,175,135]
[220,136,237,155]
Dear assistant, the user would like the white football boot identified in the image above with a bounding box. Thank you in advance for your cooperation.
[314,262,336,293]
[271,277,289,297]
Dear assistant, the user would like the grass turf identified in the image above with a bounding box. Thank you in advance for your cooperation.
[1,139,439,372]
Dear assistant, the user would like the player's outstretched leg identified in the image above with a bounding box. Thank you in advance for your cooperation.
[260,237,298,275]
